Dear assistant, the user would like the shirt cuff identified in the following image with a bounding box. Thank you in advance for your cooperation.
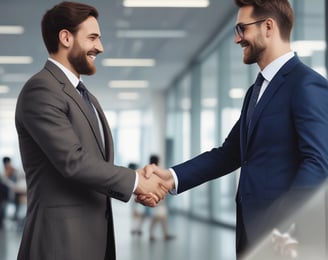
[168,168,178,195]
[133,171,139,192]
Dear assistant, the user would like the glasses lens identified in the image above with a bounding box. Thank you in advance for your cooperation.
[234,19,266,38]
[235,24,244,38]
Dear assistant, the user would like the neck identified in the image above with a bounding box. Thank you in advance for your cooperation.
[49,53,79,78]
[258,41,292,70]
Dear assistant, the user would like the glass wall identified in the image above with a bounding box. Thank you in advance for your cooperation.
[291,0,326,77]
[166,73,192,212]
[166,0,326,226]
[0,99,21,169]
[106,101,166,170]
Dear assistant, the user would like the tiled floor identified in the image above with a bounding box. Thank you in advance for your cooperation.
[0,200,236,260]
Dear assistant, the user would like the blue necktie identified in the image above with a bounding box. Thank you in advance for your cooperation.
[77,81,105,148]
[246,73,264,125]
[77,81,96,115]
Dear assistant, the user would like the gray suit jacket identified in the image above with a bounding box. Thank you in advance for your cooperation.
[15,61,136,260]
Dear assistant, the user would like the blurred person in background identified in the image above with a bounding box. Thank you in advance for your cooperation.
[2,156,24,221]
[0,165,9,229]
[148,155,175,241]
[129,162,149,237]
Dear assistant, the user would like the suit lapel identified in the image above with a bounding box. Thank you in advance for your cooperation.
[64,85,106,158]
[89,95,113,161]
[244,56,300,150]
[44,61,106,159]
[246,75,285,142]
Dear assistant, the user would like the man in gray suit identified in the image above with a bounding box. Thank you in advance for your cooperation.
[15,2,166,260]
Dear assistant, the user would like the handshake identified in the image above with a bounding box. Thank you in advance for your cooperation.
[134,164,175,207]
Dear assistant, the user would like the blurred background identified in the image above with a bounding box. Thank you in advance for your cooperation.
[0,0,326,259]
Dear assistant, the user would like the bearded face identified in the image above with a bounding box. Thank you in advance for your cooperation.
[242,32,266,65]
[68,39,96,75]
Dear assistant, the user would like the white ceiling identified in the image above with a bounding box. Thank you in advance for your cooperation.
[0,0,237,110]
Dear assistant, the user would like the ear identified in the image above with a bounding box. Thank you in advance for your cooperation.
[264,18,274,38]
[58,29,73,48]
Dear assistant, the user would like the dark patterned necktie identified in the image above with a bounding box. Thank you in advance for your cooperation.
[246,73,264,125]
[77,81,96,115]
[77,81,104,148]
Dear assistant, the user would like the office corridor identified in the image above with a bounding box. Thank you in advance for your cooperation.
[0,200,236,260]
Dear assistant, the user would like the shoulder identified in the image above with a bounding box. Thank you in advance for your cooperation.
[16,66,69,119]
[287,57,327,85]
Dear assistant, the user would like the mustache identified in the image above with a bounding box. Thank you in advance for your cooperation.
[87,49,101,56]
[240,40,249,48]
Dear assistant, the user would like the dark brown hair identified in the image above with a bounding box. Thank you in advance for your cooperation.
[234,0,294,41]
[41,1,99,54]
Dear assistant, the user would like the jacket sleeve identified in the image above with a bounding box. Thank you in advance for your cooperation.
[15,76,135,202]
[172,118,242,193]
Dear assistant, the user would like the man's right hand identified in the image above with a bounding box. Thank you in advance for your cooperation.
[134,164,175,207]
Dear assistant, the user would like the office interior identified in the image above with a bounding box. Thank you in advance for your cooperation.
[0,0,327,259]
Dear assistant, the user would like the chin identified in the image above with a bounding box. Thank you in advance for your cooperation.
[243,56,257,65]
[90,67,96,75]
[84,65,96,75]
[243,57,250,64]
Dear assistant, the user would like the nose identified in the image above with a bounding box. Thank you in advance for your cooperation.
[96,39,104,53]
[234,34,242,44]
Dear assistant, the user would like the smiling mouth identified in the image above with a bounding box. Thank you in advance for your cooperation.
[87,50,99,61]
[88,55,96,61]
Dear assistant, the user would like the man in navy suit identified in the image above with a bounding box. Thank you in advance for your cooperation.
[138,0,328,258]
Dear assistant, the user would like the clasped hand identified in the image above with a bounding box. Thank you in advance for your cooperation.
[134,164,175,207]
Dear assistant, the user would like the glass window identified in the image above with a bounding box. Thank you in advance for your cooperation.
[291,0,326,77]
[189,51,218,219]
[110,110,141,167]
[166,74,192,212]
[0,99,20,167]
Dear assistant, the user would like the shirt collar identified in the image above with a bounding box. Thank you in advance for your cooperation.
[261,51,295,82]
[48,58,81,87]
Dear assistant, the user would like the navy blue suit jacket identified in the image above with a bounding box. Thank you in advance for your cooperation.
[172,55,328,250]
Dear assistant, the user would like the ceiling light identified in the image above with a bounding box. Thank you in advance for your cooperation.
[0,56,33,64]
[117,92,140,100]
[109,80,149,88]
[117,30,186,38]
[0,26,24,34]
[123,0,209,8]
[0,85,9,94]
[102,58,155,67]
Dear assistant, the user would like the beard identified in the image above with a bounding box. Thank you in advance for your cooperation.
[243,36,265,65]
[68,41,96,75]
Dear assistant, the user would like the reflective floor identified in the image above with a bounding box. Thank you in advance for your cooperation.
[0,200,236,260]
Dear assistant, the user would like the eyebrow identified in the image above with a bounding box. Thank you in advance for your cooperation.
[89,33,101,38]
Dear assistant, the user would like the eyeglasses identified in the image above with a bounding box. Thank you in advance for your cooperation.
[234,19,266,38]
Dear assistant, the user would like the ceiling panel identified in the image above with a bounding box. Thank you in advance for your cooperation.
[0,0,237,110]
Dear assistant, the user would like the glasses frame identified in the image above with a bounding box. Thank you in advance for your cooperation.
[234,19,266,38]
